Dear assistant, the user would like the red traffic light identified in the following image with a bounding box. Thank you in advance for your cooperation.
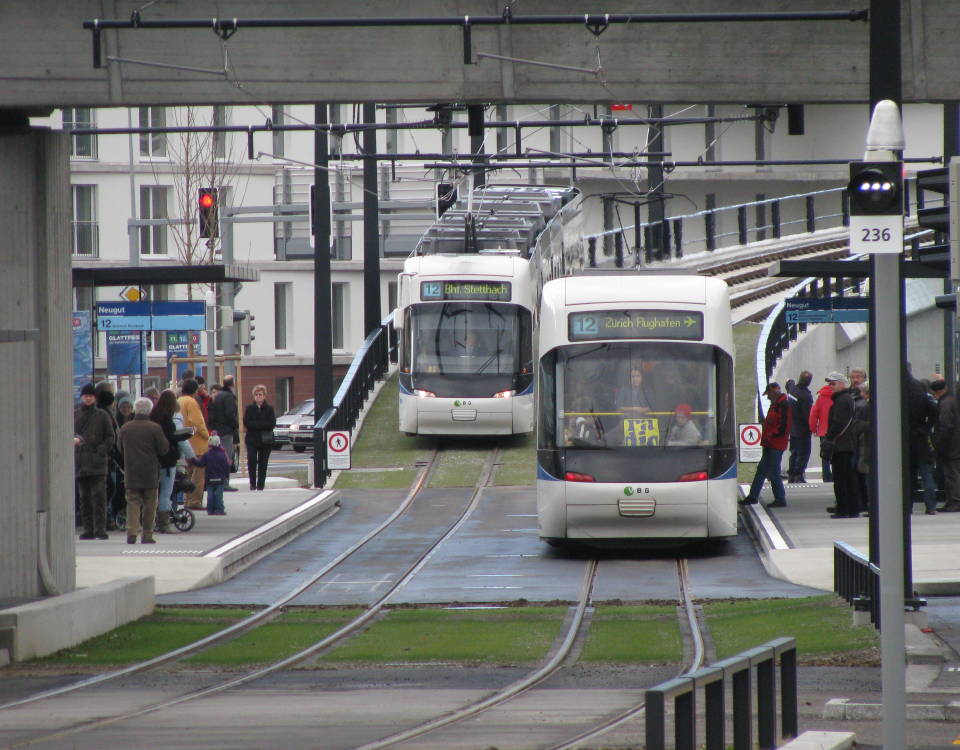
[199,192,216,209]
[198,188,219,238]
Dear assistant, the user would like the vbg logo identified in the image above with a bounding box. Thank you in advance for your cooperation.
[454,399,472,407]
[624,486,650,496]
[623,486,634,496]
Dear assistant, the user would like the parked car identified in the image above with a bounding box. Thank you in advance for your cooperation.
[273,399,315,449]
[288,405,316,452]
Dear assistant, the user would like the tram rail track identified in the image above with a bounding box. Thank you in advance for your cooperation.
[2,445,507,748]
[343,557,706,750]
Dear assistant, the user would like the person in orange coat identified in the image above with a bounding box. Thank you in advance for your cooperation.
[808,380,835,482]
[177,378,209,509]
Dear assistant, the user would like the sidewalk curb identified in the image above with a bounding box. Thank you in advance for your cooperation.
[201,489,341,584]
[779,730,856,750]
[823,697,960,722]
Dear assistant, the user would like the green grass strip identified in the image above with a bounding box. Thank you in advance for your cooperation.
[320,607,566,664]
[494,433,536,486]
[185,609,364,665]
[704,595,880,663]
[428,439,491,488]
[335,375,433,490]
[34,607,255,665]
[579,605,683,663]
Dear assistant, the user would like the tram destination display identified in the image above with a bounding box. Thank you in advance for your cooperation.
[568,310,704,341]
[420,280,511,302]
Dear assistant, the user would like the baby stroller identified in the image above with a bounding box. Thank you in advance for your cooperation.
[115,469,195,532]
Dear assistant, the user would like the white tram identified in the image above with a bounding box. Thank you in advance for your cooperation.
[396,184,584,437]
[536,272,738,545]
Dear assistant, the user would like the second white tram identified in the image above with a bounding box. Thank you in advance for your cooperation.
[396,184,584,436]
[397,254,536,435]
[536,272,738,545]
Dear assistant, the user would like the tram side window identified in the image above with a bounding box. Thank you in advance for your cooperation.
[538,351,556,449]
[401,310,412,373]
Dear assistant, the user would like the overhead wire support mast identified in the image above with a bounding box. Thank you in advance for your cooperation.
[83,10,868,68]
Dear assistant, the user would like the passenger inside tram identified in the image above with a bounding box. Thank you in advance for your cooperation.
[665,403,705,446]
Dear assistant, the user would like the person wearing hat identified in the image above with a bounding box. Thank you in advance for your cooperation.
[930,379,960,512]
[808,375,836,482]
[74,382,115,540]
[666,403,702,446]
[824,372,862,518]
[742,382,791,507]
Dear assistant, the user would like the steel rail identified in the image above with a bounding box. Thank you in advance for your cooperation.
[348,558,599,750]
[0,447,438,711]
[544,557,705,750]
[10,446,509,747]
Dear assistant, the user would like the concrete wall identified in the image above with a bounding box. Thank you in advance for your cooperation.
[772,279,948,390]
[0,130,75,601]
[5,1,960,108]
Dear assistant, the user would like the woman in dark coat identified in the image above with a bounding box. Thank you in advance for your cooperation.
[150,389,191,531]
[243,384,277,491]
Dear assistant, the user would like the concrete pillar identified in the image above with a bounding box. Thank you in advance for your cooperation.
[0,127,75,599]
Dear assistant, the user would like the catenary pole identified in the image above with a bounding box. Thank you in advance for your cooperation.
[865,100,908,750]
[313,105,334,488]
[362,103,381,336]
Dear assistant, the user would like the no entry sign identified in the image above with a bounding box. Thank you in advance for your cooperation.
[326,430,351,470]
[738,423,762,463]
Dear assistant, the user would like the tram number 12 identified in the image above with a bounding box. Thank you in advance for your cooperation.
[572,315,598,337]
[422,282,442,300]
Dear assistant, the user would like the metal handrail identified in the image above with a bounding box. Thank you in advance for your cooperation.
[313,311,396,487]
[834,541,881,629]
[645,637,798,750]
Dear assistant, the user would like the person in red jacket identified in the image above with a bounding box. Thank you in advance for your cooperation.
[742,382,792,508]
[808,380,836,481]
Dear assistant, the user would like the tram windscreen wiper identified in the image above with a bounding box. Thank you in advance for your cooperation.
[475,349,503,374]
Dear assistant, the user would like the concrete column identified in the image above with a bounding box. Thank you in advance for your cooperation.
[0,127,75,598]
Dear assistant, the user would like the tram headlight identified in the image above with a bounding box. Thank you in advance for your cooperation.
[678,471,708,482]
[492,389,515,399]
[414,389,437,398]
[564,471,596,482]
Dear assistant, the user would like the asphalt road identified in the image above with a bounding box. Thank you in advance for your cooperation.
[162,486,822,607]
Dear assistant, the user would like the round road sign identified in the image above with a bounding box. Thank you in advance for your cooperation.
[328,431,349,453]
[740,424,762,446]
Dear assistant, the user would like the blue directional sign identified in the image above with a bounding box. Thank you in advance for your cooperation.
[95,301,207,331]
[784,297,870,324]
[150,301,206,331]
[95,302,151,331]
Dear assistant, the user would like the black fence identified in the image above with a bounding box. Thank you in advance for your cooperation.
[834,541,881,629]
[587,187,849,267]
[313,312,396,487]
[645,637,798,750]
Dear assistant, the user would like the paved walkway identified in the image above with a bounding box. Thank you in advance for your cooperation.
[740,479,960,596]
[76,477,338,594]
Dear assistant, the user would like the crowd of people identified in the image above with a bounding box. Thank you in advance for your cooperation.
[742,364,960,518]
[73,372,277,543]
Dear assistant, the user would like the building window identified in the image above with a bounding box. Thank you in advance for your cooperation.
[271,105,285,158]
[63,108,97,159]
[72,185,98,257]
[143,285,168,351]
[212,105,228,160]
[332,282,346,349]
[387,281,398,318]
[275,377,293,415]
[704,104,719,163]
[139,185,169,255]
[274,282,291,350]
[139,106,167,158]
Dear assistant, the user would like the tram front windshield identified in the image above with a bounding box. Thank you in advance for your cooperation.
[407,302,532,398]
[539,341,735,482]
